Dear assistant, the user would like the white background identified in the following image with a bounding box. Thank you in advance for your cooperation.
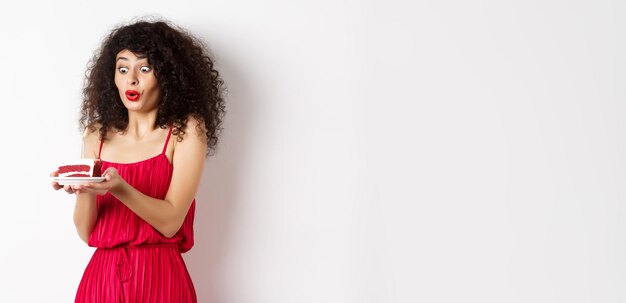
[0,0,625,302]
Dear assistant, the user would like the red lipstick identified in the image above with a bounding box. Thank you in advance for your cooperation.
[125,90,140,101]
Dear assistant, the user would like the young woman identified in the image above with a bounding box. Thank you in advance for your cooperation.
[50,19,226,302]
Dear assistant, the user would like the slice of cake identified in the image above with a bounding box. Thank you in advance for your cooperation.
[58,159,102,177]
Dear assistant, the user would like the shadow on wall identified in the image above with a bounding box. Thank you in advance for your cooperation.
[183,50,254,303]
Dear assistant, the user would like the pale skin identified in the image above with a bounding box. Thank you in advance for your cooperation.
[50,49,207,243]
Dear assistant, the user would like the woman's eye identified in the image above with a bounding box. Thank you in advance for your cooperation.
[118,67,128,73]
[140,66,152,72]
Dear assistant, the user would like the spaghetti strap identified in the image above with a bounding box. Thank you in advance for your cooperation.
[162,127,173,154]
[98,138,104,160]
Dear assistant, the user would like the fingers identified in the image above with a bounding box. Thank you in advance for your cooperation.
[101,168,118,183]
[102,168,111,176]
[51,182,63,190]
[50,170,63,191]
[50,170,61,190]
[81,183,104,192]
[63,185,75,194]
[76,184,107,196]
[100,171,109,180]
[51,182,81,194]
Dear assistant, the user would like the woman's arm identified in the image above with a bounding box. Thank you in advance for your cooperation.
[72,128,100,243]
[73,192,98,243]
[76,118,207,238]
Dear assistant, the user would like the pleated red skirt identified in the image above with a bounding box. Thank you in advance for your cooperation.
[75,128,197,302]
[76,244,196,302]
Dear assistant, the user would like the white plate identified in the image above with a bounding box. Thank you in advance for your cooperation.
[51,177,106,185]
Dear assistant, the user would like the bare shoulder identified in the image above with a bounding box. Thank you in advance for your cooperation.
[173,116,207,155]
[176,115,207,144]
[82,123,102,158]
[184,115,207,138]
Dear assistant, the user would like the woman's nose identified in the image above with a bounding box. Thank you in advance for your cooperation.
[126,71,138,85]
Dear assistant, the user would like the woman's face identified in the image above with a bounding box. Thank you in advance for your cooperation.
[114,49,160,113]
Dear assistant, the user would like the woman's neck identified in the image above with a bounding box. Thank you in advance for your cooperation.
[126,111,159,140]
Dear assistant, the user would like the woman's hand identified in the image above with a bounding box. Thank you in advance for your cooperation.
[50,169,80,194]
[71,167,124,196]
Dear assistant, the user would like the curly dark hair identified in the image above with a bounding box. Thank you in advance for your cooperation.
[79,19,226,156]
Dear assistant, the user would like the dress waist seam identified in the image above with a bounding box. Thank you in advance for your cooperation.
[96,243,180,250]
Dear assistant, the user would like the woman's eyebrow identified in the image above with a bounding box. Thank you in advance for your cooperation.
[116,55,148,62]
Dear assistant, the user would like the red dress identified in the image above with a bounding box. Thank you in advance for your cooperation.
[75,127,197,302]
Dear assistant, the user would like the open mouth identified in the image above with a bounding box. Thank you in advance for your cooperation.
[125,90,140,101]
